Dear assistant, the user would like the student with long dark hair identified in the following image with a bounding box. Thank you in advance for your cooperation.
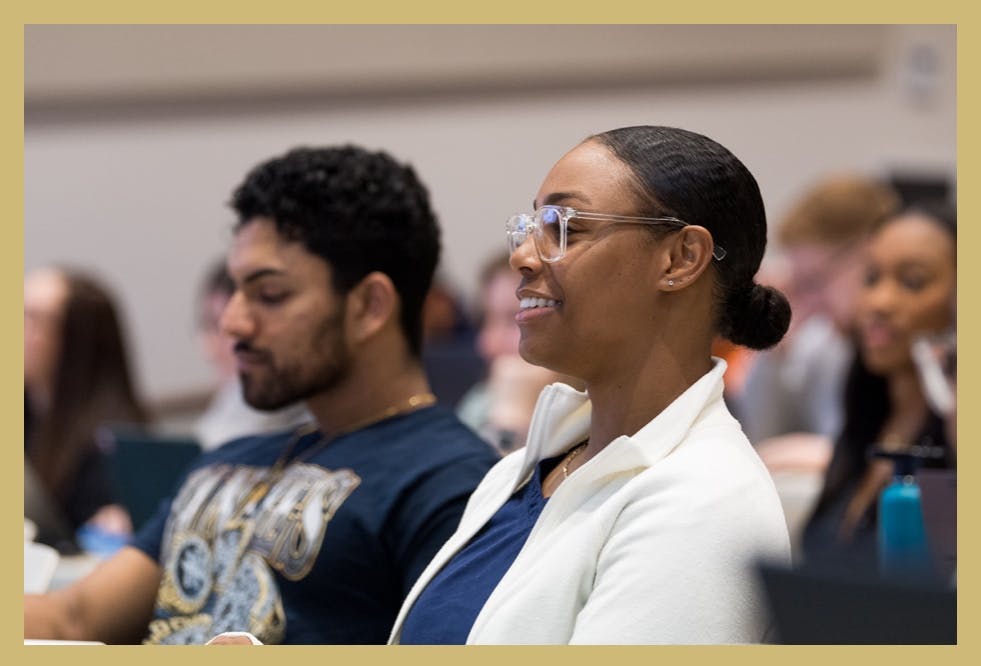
[24,267,147,546]
[802,203,956,568]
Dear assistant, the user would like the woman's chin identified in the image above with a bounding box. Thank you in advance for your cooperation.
[517,342,564,376]
[861,346,910,377]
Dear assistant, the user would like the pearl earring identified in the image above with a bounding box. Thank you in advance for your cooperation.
[668,280,675,287]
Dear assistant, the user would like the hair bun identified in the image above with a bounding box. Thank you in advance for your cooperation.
[720,282,791,350]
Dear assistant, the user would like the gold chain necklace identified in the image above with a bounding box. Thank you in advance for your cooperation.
[319,392,438,445]
[561,440,589,479]
[241,392,437,510]
[284,391,437,467]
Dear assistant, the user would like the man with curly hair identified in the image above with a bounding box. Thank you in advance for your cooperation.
[25,146,499,645]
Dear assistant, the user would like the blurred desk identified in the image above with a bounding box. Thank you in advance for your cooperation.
[49,553,101,591]
[760,562,956,644]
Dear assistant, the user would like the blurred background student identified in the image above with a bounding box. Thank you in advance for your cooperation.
[801,201,956,570]
[419,271,491,412]
[193,260,311,451]
[457,252,566,454]
[734,175,900,473]
[25,25,955,468]
[24,267,147,551]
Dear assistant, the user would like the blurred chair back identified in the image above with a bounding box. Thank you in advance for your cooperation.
[422,334,486,408]
[103,427,202,530]
[24,460,76,553]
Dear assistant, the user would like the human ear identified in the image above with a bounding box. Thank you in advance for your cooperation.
[659,226,715,291]
[346,271,398,343]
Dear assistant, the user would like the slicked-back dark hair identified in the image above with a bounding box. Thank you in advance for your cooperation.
[590,126,791,350]
[230,146,441,356]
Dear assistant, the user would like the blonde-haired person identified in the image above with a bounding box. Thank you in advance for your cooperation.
[389,126,792,645]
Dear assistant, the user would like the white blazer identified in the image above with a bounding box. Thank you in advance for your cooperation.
[389,360,791,644]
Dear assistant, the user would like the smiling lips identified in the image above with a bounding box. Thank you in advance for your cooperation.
[515,296,561,324]
[519,297,560,310]
[861,320,896,350]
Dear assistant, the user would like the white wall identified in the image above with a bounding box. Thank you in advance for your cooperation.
[24,24,955,401]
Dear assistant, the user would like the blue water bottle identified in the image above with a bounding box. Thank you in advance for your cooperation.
[877,451,933,578]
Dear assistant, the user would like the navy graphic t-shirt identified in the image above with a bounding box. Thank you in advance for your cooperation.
[130,406,498,644]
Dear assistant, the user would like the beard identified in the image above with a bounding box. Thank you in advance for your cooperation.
[239,309,351,411]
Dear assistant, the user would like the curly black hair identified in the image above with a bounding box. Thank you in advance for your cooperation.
[230,145,441,356]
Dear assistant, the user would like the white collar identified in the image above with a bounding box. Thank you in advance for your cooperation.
[512,358,729,490]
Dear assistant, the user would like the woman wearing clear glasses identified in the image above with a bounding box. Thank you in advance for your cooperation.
[390,126,792,644]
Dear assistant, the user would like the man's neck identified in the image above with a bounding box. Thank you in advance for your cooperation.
[304,357,433,438]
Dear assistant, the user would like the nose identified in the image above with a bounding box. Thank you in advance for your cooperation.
[509,234,543,275]
[220,290,255,341]
[861,275,900,317]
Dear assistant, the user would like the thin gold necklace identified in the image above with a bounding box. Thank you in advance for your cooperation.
[285,391,437,467]
[241,392,437,510]
[319,392,438,445]
[561,440,589,479]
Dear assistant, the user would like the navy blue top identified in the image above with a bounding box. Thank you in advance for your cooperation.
[399,455,561,644]
[130,406,498,645]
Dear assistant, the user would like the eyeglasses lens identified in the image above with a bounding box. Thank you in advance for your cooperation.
[537,207,563,261]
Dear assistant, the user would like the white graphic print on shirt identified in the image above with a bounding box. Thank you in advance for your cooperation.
[144,462,360,644]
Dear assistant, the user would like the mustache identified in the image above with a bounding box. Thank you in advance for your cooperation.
[233,341,270,359]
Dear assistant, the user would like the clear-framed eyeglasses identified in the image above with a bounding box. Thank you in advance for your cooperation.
[505,205,727,263]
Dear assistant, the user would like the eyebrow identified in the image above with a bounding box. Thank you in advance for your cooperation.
[894,260,942,274]
[238,268,286,285]
[533,190,593,209]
